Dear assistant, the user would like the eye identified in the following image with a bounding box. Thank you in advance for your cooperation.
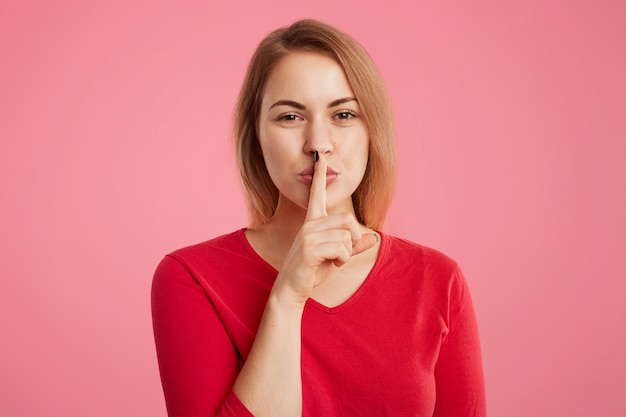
[277,113,303,122]
[333,110,357,120]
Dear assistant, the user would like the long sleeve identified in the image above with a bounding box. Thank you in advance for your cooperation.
[433,266,487,416]
[151,255,254,417]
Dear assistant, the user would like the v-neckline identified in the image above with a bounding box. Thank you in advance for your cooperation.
[237,228,387,313]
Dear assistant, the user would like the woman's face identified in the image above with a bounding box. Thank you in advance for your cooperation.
[258,51,369,215]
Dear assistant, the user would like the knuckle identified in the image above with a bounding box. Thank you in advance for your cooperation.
[338,241,351,257]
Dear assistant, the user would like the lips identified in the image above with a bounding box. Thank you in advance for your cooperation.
[298,165,339,186]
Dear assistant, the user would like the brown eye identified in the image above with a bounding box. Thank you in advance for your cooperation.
[334,111,357,120]
[277,113,303,122]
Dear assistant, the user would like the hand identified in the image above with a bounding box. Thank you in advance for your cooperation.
[273,152,377,306]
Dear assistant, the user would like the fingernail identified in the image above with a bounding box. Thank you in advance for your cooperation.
[314,150,319,163]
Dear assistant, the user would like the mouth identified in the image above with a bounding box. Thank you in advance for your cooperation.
[298,166,339,186]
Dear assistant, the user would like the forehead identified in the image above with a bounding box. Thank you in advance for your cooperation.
[262,51,355,105]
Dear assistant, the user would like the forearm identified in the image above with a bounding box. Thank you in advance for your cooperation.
[233,291,305,417]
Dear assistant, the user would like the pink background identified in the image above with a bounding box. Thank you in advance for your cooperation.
[1,1,624,416]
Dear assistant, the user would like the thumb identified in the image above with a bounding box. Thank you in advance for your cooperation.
[351,233,378,256]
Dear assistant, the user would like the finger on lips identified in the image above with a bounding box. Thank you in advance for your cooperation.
[306,151,328,220]
[305,151,374,263]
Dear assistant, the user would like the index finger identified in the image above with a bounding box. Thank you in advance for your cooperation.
[306,151,328,220]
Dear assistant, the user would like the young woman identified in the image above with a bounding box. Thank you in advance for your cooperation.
[152,19,486,417]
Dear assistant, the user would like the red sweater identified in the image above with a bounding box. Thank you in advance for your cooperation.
[152,229,486,416]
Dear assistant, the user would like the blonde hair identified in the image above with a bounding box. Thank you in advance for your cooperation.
[234,19,396,229]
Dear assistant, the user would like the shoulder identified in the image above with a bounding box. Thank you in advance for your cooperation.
[378,234,473,317]
[381,233,459,275]
[165,229,247,264]
[152,229,275,317]
[153,229,254,281]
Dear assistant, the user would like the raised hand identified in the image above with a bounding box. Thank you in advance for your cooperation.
[274,151,376,306]
[233,152,378,414]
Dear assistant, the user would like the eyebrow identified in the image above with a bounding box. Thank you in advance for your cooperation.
[269,97,357,110]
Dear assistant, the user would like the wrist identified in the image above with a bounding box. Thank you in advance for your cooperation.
[268,286,308,314]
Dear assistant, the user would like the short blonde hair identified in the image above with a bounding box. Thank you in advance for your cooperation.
[234,19,396,229]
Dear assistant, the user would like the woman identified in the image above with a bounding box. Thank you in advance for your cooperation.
[152,19,486,417]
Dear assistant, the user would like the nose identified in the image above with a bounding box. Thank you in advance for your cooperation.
[303,119,334,156]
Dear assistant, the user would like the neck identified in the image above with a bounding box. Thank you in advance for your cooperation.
[261,197,311,252]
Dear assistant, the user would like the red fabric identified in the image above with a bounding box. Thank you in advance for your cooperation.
[152,229,486,416]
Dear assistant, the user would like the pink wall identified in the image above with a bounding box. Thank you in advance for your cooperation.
[1,1,624,415]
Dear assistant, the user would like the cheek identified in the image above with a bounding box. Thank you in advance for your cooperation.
[259,141,292,187]
[260,139,285,165]
[357,143,370,181]
[349,135,369,170]
[261,150,280,179]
